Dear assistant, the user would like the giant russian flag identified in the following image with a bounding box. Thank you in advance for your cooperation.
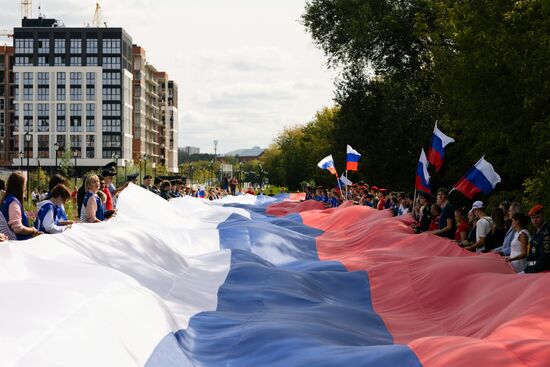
[454,156,501,199]
[1,184,549,366]
[317,154,337,175]
[415,149,431,194]
[427,122,455,172]
[346,145,361,171]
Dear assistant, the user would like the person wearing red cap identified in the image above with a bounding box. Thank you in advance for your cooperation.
[524,204,550,273]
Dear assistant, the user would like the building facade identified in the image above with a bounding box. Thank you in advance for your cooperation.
[182,146,200,155]
[132,46,178,172]
[12,18,133,168]
[0,46,14,166]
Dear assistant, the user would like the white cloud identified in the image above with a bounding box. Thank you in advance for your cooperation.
[0,0,336,154]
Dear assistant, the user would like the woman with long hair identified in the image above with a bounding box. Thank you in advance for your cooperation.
[34,184,72,234]
[0,172,41,240]
[80,175,104,223]
[506,212,531,272]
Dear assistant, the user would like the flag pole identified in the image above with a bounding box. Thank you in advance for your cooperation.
[412,189,418,219]
[345,170,349,201]
[336,173,343,195]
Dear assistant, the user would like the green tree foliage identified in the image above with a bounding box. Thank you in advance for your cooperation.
[301,0,550,198]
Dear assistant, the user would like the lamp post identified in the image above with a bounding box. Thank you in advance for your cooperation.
[259,164,264,191]
[53,142,59,176]
[124,159,127,182]
[73,149,78,188]
[112,153,119,187]
[37,159,41,194]
[24,131,31,204]
[152,162,156,178]
[143,154,148,177]
[189,163,193,185]
[19,151,23,171]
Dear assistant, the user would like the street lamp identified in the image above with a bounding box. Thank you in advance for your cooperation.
[112,153,119,187]
[37,159,41,193]
[152,162,156,178]
[144,154,148,177]
[73,149,78,188]
[19,151,23,171]
[53,141,59,176]
[24,131,31,204]
[189,163,193,185]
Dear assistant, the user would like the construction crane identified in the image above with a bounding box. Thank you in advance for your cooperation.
[92,3,107,27]
[21,0,32,19]
[0,30,14,38]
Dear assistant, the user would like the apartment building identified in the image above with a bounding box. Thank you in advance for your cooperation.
[132,46,178,172]
[12,17,133,168]
[0,46,14,166]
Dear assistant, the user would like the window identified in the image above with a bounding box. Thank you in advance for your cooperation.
[86,39,98,53]
[102,87,120,101]
[38,56,49,66]
[102,57,120,69]
[37,72,49,85]
[54,39,65,54]
[70,72,82,85]
[70,56,81,66]
[70,39,81,54]
[14,72,19,84]
[86,86,95,101]
[57,86,66,101]
[86,56,98,66]
[70,135,82,157]
[15,39,33,54]
[102,134,121,148]
[70,104,82,132]
[37,104,49,132]
[102,103,120,116]
[23,87,33,101]
[56,118,66,132]
[57,104,66,132]
[102,119,121,132]
[86,135,95,158]
[87,104,96,136]
[13,87,19,100]
[38,135,49,158]
[15,56,32,66]
[24,103,33,131]
[23,72,33,85]
[54,56,65,66]
[57,72,66,85]
[38,39,49,53]
[102,39,121,54]
[37,87,49,101]
[103,72,121,85]
[56,135,66,152]
[70,87,82,101]
[86,72,96,85]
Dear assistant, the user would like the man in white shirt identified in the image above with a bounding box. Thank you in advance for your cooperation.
[465,200,492,252]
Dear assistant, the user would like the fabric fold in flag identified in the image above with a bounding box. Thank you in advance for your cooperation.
[415,149,431,194]
[317,155,338,176]
[454,156,501,199]
[427,122,455,172]
[346,145,361,171]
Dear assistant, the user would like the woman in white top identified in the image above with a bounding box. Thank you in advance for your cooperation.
[506,212,531,272]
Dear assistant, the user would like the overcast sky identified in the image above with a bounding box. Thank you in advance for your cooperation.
[0,0,336,154]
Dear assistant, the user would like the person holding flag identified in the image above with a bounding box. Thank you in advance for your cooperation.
[427,122,455,172]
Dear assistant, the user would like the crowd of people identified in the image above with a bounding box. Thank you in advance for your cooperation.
[0,168,547,274]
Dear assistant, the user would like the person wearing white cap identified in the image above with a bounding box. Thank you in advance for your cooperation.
[465,200,492,253]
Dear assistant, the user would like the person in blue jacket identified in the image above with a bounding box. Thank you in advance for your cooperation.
[35,184,72,234]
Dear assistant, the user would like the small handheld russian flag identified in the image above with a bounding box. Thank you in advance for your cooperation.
[415,149,431,194]
[427,122,455,172]
[454,157,501,199]
[346,145,361,171]
[317,155,338,176]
